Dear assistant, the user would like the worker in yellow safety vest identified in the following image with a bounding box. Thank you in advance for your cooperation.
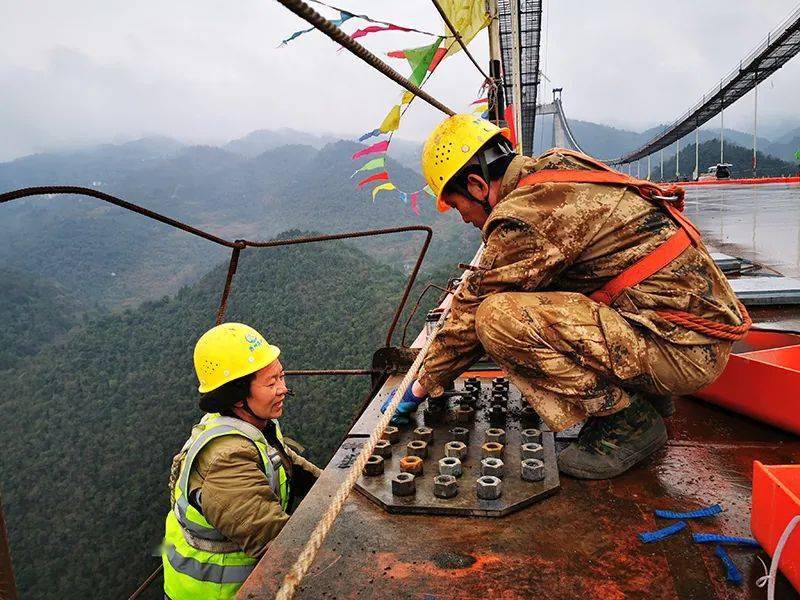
[162,322,321,599]
[383,114,747,480]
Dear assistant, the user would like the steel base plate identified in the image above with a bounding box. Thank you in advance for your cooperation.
[356,376,560,516]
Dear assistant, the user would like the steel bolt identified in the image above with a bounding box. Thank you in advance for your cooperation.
[485,428,506,444]
[381,426,400,444]
[521,428,542,444]
[391,472,416,496]
[476,475,502,500]
[373,440,392,457]
[433,474,458,499]
[406,440,428,458]
[521,442,543,460]
[481,442,504,458]
[363,455,384,476]
[450,427,470,443]
[455,405,475,423]
[445,441,468,460]
[480,457,505,478]
[521,458,545,481]
[438,457,463,477]
[399,455,423,475]
[423,404,443,425]
[413,426,434,443]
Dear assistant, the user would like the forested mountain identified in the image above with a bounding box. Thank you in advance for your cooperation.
[0,233,455,600]
[0,268,83,370]
[0,139,476,308]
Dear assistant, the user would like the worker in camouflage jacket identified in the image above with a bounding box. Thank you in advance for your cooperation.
[162,323,321,599]
[383,114,745,480]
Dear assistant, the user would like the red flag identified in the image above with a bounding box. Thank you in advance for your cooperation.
[410,191,420,215]
[351,24,411,40]
[352,140,389,160]
[357,171,389,188]
[504,104,518,148]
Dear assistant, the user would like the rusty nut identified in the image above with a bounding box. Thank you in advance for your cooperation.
[381,426,400,444]
[450,427,470,443]
[476,475,502,500]
[521,458,545,481]
[480,457,504,478]
[391,472,416,496]
[481,442,504,459]
[521,442,543,460]
[373,440,392,457]
[362,455,384,476]
[485,428,506,444]
[438,457,463,477]
[413,426,434,443]
[406,440,428,459]
[399,455,423,475]
[433,474,459,499]
[521,428,542,444]
[455,405,474,423]
[521,405,538,422]
[444,441,468,460]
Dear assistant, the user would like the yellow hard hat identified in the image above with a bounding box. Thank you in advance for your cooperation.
[421,114,509,212]
[193,322,281,393]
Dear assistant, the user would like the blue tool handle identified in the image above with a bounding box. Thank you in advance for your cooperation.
[638,520,687,543]
[655,504,723,520]
[714,545,743,585]
[692,533,760,547]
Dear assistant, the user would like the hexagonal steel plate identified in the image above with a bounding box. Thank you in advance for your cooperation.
[356,376,560,517]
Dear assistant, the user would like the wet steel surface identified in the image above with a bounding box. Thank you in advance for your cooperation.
[241,185,800,599]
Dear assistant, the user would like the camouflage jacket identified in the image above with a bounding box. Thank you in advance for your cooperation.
[418,150,743,397]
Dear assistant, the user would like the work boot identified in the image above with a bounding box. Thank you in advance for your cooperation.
[644,393,676,417]
[557,394,667,480]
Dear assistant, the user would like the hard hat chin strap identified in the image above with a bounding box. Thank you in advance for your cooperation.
[451,150,492,214]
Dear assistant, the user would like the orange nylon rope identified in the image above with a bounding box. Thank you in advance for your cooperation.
[656,302,752,341]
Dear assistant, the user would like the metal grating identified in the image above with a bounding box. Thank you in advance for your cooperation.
[497,0,543,154]
[615,6,800,164]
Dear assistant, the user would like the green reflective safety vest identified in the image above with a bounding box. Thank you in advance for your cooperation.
[162,413,290,600]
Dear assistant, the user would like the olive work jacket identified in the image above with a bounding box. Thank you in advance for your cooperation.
[418,151,743,398]
[177,420,322,559]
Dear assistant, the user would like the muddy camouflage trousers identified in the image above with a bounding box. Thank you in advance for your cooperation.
[474,292,732,431]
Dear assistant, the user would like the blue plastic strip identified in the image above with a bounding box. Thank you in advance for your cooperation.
[714,545,743,585]
[655,504,723,520]
[692,533,761,547]
[638,520,687,543]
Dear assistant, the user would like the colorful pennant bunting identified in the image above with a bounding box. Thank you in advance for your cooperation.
[410,191,420,215]
[358,129,381,142]
[372,182,396,200]
[352,140,389,160]
[437,0,490,58]
[280,10,353,45]
[351,157,385,177]
[379,105,402,133]
[358,171,389,188]
[351,24,411,40]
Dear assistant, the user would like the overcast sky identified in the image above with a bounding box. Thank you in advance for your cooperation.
[1,0,798,160]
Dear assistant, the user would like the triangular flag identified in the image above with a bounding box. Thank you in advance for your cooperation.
[410,191,421,215]
[401,91,414,104]
[280,11,354,45]
[372,182,396,200]
[351,24,411,40]
[358,128,381,142]
[379,105,402,133]
[399,191,408,203]
[436,0,490,58]
[405,38,443,85]
[387,50,407,59]
[422,185,435,197]
[352,140,389,160]
[358,171,389,188]
[351,157,385,177]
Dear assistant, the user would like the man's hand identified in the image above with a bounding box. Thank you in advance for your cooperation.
[380,382,427,426]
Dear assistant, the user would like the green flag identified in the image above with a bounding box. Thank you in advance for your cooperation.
[795,149,800,161]
[405,38,443,85]
[351,157,385,178]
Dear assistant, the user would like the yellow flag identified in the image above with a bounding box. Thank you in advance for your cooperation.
[439,0,490,58]
[372,182,396,200]
[401,91,414,105]
[379,105,402,133]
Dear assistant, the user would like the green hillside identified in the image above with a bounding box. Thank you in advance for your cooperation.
[0,235,457,599]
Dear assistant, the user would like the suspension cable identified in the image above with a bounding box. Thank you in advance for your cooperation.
[273,0,455,116]
[429,0,491,83]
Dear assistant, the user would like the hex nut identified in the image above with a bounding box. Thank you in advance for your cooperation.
[399,455,423,475]
[433,474,458,499]
[438,457,463,477]
[373,440,392,457]
[480,457,505,478]
[381,426,400,444]
[485,428,506,444]
[521,442,544,460]
[363,455,384,476]
[406,440,428,458]
[444,441,468,459]
[521,458,545,481]
[450,427,470,443]
[481,442,504,458]
[413,427,434,443]
[521,428,542,444]
[476,475,502,500]
[391,472,416,496]
[520,405,538,422]
[455,405,475,423]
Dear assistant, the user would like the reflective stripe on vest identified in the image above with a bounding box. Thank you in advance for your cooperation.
[164,543,254,584]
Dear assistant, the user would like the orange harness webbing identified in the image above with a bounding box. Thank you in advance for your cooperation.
[516,161,751,340]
